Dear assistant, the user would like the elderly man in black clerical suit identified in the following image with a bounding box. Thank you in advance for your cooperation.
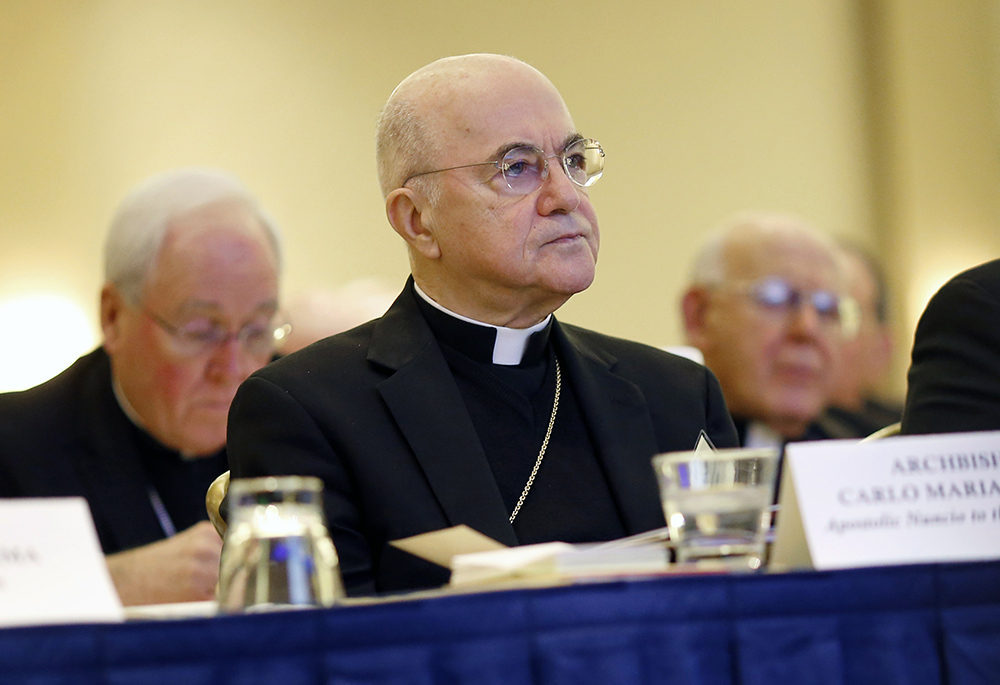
[902,258,1000,434]
[227,54,738,596]
[0,168,284,605]
[681,213,853,448]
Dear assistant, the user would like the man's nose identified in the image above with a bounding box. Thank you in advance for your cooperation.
[206,337,250,381]
[787,300,825,337]
[536,158,581,215]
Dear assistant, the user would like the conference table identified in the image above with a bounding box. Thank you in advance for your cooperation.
[1,560,998,684]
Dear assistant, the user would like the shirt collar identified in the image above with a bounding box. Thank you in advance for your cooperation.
[111,375,201,460]
[412,282,552,366]
[744,420,784,449]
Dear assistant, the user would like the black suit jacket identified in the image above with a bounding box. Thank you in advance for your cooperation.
[227,283,738,595]
[0,348,209,553]
[902,258,1000,434]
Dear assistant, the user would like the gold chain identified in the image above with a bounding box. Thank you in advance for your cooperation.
[509,358,561,524]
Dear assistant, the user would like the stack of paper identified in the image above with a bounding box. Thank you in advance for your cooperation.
[450,542,671,586]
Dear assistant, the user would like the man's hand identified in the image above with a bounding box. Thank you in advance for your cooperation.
[106,521,223,606]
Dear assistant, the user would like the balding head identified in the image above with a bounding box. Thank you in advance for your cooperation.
[689,212,841,288]
[374,54,599,329]
[375,54,562,198]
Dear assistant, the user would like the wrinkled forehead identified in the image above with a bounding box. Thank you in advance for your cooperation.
[403,56,577,161]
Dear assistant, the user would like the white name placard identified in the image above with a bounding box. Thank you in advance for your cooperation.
[772,431,1000,570]
[0,498,124,627]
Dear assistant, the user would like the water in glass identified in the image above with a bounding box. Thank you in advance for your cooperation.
[217,476,343,612]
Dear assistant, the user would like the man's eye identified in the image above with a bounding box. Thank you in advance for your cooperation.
[242,326,271,345]
[503,159,533,177]
[178,321,223,342]
[564,153,587,171]
[501,147,542,177]
[184,328,223,343]
[812,292,841,317]
[755,282,793,308]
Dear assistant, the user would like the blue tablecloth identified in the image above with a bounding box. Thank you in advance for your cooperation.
[2,561,998,684]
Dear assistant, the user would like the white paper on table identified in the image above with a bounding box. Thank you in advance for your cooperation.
[449,542,672,586]
[390,524,508,569]
[0,497,124,627]
[450,542,575,584]
[391,526,671,587]
[124,601,217,621]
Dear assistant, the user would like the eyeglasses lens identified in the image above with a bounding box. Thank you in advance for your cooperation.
[751,279,841,320]
[809,291,840,318]
[499,140,604,194]
[564,139,605,187]
[174,321,281,356]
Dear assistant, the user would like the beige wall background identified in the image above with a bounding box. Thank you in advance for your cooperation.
[1,0,998,398]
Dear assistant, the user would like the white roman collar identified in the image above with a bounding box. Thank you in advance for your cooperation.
[112,376,146,430]
[413,282,551,366]
[744,420,784,449]
[111,375,200,460]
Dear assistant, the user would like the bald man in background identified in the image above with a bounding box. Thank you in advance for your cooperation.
[681,212,854,447]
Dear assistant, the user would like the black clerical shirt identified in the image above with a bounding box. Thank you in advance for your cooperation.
[413,295,627,545]
[129,420,228,536]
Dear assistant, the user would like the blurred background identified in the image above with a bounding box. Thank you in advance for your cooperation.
[1,0,998,397]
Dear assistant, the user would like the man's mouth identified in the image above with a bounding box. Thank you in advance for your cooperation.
[547,231,585,245]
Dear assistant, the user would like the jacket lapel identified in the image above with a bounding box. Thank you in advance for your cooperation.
[74,350,167,551]
[368,287,518,546]
[553,324,667,534]
[366,286,666,545]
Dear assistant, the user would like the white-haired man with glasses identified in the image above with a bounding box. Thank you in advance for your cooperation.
[228,54,738,596]
[681,212,856,447]
[0,167,284,605]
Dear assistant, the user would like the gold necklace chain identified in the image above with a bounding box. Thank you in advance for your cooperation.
[509,358,561,524]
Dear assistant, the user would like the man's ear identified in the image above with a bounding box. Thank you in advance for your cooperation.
[681,287,711,348]
[385,188,441,260]
[100,284,126,353]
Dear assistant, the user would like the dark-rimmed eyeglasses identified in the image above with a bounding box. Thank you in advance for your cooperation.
[402,138,605,195]
[143,308,290,356]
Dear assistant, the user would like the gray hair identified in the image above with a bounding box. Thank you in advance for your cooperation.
[103,167,282,303]
[375,95,441,201]
[688,225,731,286]
[688,211,837,286]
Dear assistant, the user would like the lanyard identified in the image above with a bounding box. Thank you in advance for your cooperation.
[146,486,177,537]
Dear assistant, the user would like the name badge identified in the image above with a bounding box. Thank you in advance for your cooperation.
[0,497,123,627]
[771,431,1000,570]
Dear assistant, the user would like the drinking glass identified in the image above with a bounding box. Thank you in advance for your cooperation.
[217,476,344,612]
[652,448,779,570]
